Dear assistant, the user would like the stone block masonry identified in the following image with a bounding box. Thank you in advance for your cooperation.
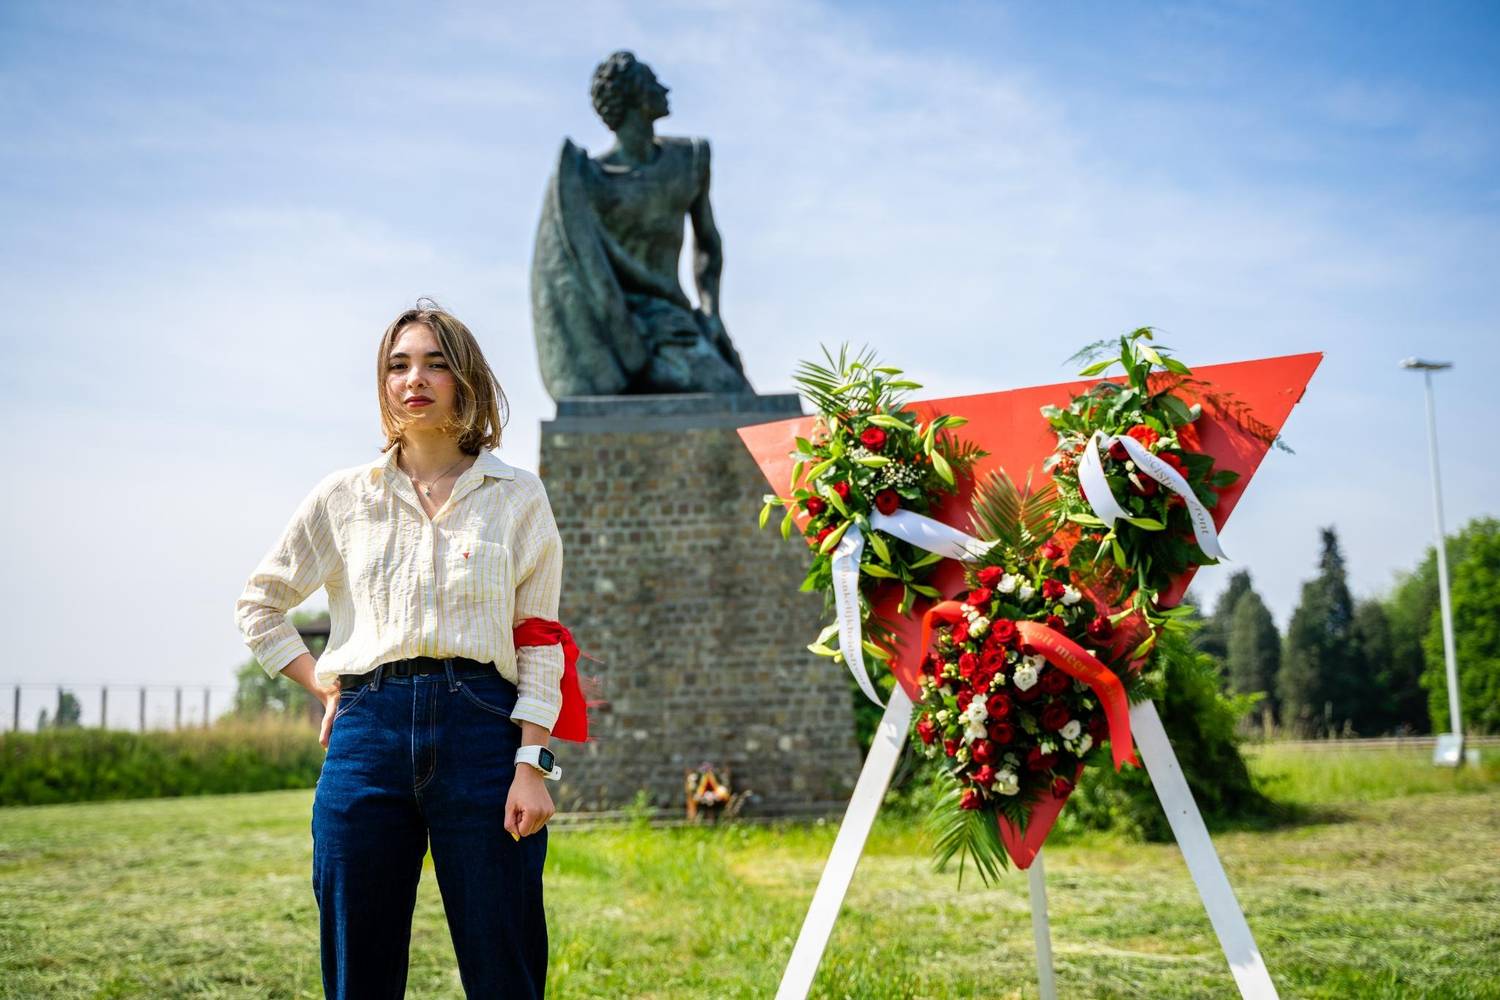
[539,393,862,814]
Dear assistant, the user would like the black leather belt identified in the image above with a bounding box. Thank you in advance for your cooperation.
[342,656,495,689]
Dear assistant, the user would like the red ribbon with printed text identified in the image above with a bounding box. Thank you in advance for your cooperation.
[920,601,1137,770]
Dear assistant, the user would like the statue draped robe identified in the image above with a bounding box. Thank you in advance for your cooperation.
[530,137,750,398]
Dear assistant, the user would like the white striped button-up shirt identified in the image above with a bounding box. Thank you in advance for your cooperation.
[233,446,565,731]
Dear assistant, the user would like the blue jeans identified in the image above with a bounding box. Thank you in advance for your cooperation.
[312,662,548,999]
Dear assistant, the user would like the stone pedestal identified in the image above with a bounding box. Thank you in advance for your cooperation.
[539,393,862,815]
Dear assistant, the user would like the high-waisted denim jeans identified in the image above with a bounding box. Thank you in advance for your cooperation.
[312,661,547,999]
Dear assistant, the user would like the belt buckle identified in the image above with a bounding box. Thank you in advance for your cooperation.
[390,660,413,678]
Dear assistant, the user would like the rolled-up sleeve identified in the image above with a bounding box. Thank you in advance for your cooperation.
[234,481,337,677]
[509,481,564,731]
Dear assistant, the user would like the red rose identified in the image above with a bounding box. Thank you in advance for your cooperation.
[971,740,997,765]
[1087,713,1108,739]
[1128,475,1160,498]
[943,738,960,758]
[1015,681,1044,702]
[1039,669,1071,695]
[1108,439,1129,461]
[916,716,937,744]
[1051,776,1075,797]
[977,566,1004,589]
[1160,452,1188,480]
[1039,540,1065,562]
[951,620,970,644]
[1041,578,1066,601]
[965,587,993,607]
[811,525,834,547]
[1026,746,1059,772]
[832,481,851,501]
[874,489,900,515]
[955,689,974,712]
[1041,704,1071,731]
[972,667,997,692]
[991,619,1018,646]
[1086,616,1114,642]
[958,652,979,680]
[980,645,1006,671]
[973,764,996,788]
[959,788,982,810]
[860,427,888,452]
[1045,614,1066,631]
[804,496,827,516]
[1127,424,1160,449]
[986,692,1013,720]
[987,721,1016,744]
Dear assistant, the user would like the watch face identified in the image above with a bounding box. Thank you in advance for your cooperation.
[538,747,555,771]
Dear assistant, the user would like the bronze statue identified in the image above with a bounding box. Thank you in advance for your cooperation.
[530,51,752,399]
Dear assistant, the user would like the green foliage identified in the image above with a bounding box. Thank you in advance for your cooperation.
[1065,628,1272,840]
[37,689,83,730]
[1385,518,1496,734]
[0,718,323,806]
[1193,569,1254,662]
[1226,586,1280,716]
[1422,520,1500,733]
[1278,526,1359,735]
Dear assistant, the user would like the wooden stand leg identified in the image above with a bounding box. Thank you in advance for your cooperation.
[775,687,914,1000]
[1131,699,1279,999]
[1028,850,1058,1000]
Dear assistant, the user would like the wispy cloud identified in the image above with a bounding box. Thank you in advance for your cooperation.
[2,0,1496,689]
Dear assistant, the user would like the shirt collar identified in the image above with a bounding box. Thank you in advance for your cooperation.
[367,445,516,485]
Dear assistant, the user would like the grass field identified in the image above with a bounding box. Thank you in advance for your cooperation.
[1,748,1497,999]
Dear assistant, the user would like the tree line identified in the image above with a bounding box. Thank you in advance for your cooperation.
[1192,516,1500,737]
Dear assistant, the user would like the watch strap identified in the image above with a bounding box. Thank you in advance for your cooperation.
[514,744,562,781]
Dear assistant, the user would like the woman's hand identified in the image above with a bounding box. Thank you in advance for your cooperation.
[505,766,556,839]
[317,678,341,749]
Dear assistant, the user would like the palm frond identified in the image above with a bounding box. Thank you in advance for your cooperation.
[968,469,1058,556]
[926,772,1010,886]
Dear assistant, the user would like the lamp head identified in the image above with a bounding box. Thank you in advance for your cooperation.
[1400,358,1453,371]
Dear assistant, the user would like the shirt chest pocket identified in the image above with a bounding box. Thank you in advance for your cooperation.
[448,536,510,604]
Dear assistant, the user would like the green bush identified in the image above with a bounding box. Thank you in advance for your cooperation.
[1061,629,1276,840]
[0,718,324,806]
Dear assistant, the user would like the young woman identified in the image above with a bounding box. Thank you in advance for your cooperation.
[234,302,564,998]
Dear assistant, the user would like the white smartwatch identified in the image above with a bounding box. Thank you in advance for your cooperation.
[515,745,562,781]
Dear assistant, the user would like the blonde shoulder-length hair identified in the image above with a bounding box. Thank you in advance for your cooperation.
[376,300,509,455]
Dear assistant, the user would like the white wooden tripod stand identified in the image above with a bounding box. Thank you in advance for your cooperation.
[775,688,1279,999]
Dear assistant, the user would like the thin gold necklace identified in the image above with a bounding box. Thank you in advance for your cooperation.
[400,453,469,497]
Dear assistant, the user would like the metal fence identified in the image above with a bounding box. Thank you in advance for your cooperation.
[4,683,237,733]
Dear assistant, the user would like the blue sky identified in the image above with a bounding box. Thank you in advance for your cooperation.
[2,1,1496,714]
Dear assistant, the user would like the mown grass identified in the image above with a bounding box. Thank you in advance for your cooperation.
[1,749,1497,998]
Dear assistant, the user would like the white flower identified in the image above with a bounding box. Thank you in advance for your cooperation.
[1024,653,1047,673]
[1060,720,1082,741]
[936,709,951,725]
[1061,585,1082,606]
[960,697,989,742]
[994,769,1020,796]
[1019,583,1036,602]
[969,617,990,637]
[997,573,1020,594]
[1012,663,1039,692]
[1077,734,1093,755]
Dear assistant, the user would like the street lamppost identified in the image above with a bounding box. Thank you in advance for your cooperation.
[1401,357,1463,766]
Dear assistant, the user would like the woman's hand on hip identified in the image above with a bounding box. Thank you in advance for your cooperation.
[317,678,341,749]
[506,766,555,838]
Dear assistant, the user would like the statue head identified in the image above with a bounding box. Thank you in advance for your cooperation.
[590,51,670,132]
